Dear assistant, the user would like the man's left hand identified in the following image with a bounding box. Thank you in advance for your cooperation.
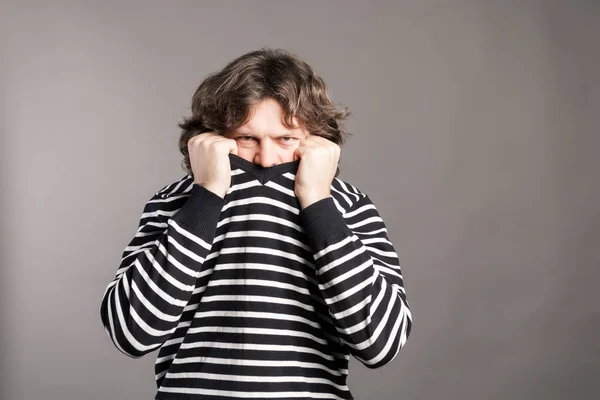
[294,135,340,209]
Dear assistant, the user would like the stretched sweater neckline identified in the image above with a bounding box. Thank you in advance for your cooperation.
[229,153,300,184]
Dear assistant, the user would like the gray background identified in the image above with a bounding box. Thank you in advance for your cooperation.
[1,1,599,399]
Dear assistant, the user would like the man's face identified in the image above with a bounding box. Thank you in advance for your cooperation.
[224,98,309,167]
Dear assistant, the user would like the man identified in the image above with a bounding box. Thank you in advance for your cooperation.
[100,48,412,400]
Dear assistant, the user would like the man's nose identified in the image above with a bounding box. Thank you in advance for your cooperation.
[254,143,279,168]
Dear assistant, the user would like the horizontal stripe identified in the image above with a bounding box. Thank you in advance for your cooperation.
[172,355,342,376]
[199,294,316,312]
[190,310,322,329]
[166,371,347,390]
[213,230,311,251]
[185,326,327,345]
[217,214,304,232]
[158,386,346,399]
[180,341,336,362]
[207,279,311,296]
[222,196,300,215]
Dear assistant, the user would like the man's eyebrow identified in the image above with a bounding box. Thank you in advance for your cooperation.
[234,131,299,137]
[229,131,255,137]
[273,132,300,137]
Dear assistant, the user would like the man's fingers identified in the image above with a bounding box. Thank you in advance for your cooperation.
[189,133,239,156]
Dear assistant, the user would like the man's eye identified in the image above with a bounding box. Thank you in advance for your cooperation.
[280,137,294,142]
[238,136,255,141]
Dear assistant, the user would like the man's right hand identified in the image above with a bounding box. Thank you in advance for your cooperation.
[188,132,238,198]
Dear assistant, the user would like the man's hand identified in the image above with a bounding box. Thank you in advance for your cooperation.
[188,132,238,198]
[294,135,341,209]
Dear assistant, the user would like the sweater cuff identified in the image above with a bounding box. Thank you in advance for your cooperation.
[299,197,353,252]
[172,184,225,236]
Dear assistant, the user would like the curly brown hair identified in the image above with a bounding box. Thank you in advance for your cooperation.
[178,48,351,176]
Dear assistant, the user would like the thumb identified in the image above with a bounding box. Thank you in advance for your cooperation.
[294,147,303,161]
[228,140,238,156]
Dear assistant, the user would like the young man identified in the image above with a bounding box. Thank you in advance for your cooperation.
[100,48,412,400]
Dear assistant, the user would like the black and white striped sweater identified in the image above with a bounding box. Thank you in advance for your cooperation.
[100,154,412,399]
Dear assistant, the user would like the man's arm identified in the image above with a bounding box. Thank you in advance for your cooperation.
[99,183,224,358]
[299,188,412,368]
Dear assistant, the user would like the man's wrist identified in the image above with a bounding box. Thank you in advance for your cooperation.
[195,180,227,199]
[298,192,331,209]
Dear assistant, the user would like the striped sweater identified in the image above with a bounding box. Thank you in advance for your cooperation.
[100,154,412,399]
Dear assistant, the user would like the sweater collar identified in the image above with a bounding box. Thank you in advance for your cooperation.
[229,154,299,184]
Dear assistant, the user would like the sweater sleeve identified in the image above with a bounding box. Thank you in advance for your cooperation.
[99,183,225,358]
[299,195,412,368]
